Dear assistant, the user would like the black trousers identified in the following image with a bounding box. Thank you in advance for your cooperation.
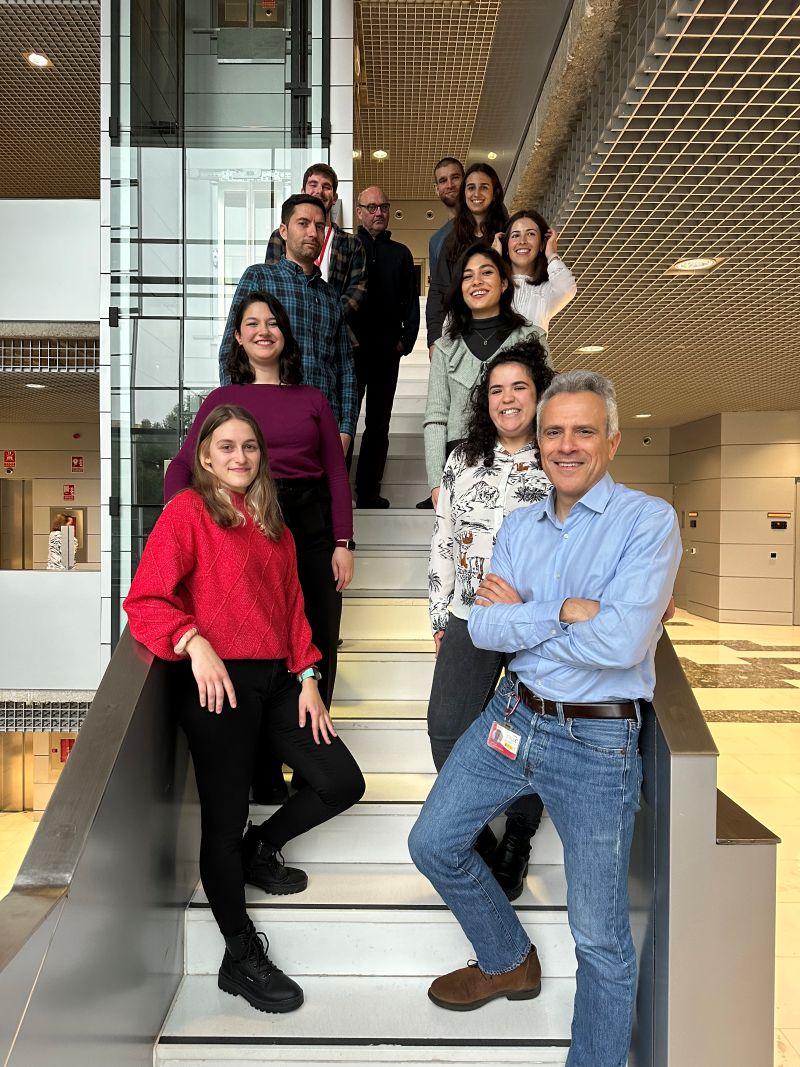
[427,614,544,832]
[346,345,402,501]
[177,658,364,936]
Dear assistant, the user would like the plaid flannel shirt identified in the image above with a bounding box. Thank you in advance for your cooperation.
[265,224,367,344]
[218,258,358,437]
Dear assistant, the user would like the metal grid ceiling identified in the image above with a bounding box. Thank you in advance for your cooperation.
[541,0,800,425]
[0,370,99,422]
[354,0,502,198]
[0,1,100,198]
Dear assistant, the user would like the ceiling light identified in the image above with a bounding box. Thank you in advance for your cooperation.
[487,151,497,160]
[634,413,652,419]
[669,256,720,274]
[575,344,605,355]
[26,52,51,68]
[372,149,388,160]
[26,383,47,389]
[352,149,361,159]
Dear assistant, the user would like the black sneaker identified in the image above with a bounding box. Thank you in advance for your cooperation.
[219,921,304,1013]
[242,823,308,894]
[356,496,390,509]
[415,496,434,509]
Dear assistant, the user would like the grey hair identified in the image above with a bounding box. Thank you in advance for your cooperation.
[536,370,619,439]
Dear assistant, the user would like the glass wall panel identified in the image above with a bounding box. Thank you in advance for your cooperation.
[110,0,331,642]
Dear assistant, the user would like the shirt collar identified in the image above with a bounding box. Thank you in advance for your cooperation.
[494,440,537,460]
[539,471,616,524]
[280,256,321,283]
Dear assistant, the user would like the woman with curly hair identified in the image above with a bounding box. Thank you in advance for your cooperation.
[494,209,577,334]
[426,164,509,349]
[426,341,553,900]
[421,243,548,509]
[165,291,353,802]
[126,404,364,1014]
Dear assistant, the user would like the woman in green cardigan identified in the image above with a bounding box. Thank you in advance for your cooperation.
[422,244,549,507]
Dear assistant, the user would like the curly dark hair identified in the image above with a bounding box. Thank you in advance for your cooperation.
[224,291,303,385]
[444,243,525,340]
[444,163,508,266]
[501,209,550,286]
[459,340,554,468]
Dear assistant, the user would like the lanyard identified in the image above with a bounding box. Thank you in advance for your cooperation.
[315,224,333,267]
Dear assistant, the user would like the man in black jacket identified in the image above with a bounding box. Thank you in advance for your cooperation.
[351,185,420,509]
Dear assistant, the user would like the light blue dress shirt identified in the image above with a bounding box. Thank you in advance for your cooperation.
[468,473,682,702]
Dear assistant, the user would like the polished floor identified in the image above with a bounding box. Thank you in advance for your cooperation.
[1,608,799,1064]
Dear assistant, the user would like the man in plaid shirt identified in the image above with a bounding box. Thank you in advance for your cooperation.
[264,164,367,347]
[218,193,358,449]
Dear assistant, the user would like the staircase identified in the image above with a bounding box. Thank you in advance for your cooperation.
[155,325,575,1065]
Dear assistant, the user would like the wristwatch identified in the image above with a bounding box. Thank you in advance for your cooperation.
[296,666,322,684]
[335,538,356,551]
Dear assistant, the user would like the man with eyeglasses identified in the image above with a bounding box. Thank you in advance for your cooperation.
[263,163,368,346]
[350,185,420,509]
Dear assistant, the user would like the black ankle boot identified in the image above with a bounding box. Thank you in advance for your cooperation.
[491,819,537,902]
[474,824,497,863]
[242,822,308,895]
[219,920,304,1013]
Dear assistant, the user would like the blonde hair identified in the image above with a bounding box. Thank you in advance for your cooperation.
[191,404,284,541]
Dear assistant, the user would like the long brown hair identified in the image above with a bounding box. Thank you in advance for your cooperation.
[191,404,284,541]
[445,163,508,265]
[501,210,550,286]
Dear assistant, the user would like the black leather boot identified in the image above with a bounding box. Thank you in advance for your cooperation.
[491,816,540,902]
[219,919,304,1013]
[474,824,497,864]
[242,822,308,895]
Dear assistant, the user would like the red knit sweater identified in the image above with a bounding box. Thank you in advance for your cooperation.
[123,489,320,672]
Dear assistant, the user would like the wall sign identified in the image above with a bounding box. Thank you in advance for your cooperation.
[3,450,15,468]
[71,455,84,474]
[63,484,75,502]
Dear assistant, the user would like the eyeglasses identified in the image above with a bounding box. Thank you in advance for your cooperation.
[357,202,390,214]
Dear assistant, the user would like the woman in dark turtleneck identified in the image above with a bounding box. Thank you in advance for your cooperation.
[422,244,549,507]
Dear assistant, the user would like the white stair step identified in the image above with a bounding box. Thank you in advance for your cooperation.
[160,1046,566,1066]
[333,718,436,773]
[394,378,428,397]
[354,509,434,547]
[352,456,426,480]
[185,909,574,979]
[158,975,573,1059]
[330,699,426,720]
[358,412,423,435]
[354,432,424,458]
[250,796,565,866]
[378,482,435,507]
[337,638,433,653]
[340,599,429,640]
[348,548,429,591]
[335,651,433,699]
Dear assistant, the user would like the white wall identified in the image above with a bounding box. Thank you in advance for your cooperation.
[0,571,101,689]
[0,200,100,322]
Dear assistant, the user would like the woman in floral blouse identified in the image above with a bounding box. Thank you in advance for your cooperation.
[426,340,553,901]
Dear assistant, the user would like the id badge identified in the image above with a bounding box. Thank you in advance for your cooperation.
[487,720,521,760]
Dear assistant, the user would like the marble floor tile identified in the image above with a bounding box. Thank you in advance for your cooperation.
[776,957,800,1028]
[716,772,800,801]
[777,905,800,957]
[735,752,800,777]
[778,860,800,904]
[695,689,800,713]
[0,812,37,900]
[786,1031,800,1056]
[736,797,800,830]
[710,724,800,756]
[673,644,750,665]
[777,1029,800,1067]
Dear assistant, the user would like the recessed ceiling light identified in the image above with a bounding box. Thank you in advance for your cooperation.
[575,344,605,355]
[669,256,720,274]
[26,383,47,389]
[352,149,361,159]
[372,149,388,160]
[634,413,652,419]
[26,52,51,68]
[487,151,498,160]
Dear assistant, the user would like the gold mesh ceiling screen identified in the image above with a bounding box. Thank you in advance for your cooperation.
[354,0,502,199]
[540,0,800,425]
[0,2,100,199]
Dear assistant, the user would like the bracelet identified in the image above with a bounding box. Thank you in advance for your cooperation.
[335,538,356,551]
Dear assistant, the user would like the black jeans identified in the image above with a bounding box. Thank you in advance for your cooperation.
[346,345,402,501]
[176,658,364,936]
[252,479,342,796]
[427,614,544,831]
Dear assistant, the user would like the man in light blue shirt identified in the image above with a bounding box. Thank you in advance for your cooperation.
[409,370,682,1067]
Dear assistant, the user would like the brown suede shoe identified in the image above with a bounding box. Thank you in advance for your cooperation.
[428,947,541,1011]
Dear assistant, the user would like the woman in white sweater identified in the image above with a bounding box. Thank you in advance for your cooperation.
[426,340,553,901]
[494,210,577,334]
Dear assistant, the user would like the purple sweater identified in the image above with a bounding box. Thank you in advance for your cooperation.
[163,384,353,540]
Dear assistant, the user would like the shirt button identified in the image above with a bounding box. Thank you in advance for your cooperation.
[563,533,569,539]
[555,572,560,578]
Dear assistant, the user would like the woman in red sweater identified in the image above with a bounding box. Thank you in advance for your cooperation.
[165,292,352,803]
[124,404,365,1015]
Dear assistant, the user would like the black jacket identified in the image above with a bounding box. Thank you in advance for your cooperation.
[353,228,420,354]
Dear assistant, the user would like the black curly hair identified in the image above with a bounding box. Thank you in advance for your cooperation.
[443,243,525,340]
[459,340,554,468]
[224,291,303,385]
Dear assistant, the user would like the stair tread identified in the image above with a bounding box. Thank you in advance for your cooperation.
[330,700,427,719]
[189,862,568,911]
[160,974,574,1046]
[251,773,436,806]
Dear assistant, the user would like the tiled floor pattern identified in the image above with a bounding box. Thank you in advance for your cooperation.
[1,608,799,1063]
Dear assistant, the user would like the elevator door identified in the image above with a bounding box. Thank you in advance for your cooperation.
[0,480,33,569]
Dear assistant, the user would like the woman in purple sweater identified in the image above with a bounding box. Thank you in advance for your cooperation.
[164,292,354,802]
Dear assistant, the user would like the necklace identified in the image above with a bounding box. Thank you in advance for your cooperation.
[474,323,498,347]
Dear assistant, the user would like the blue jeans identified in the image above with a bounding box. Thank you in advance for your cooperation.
[409,676,643,1067]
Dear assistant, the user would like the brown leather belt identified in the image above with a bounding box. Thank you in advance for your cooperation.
[517,681,637,720]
